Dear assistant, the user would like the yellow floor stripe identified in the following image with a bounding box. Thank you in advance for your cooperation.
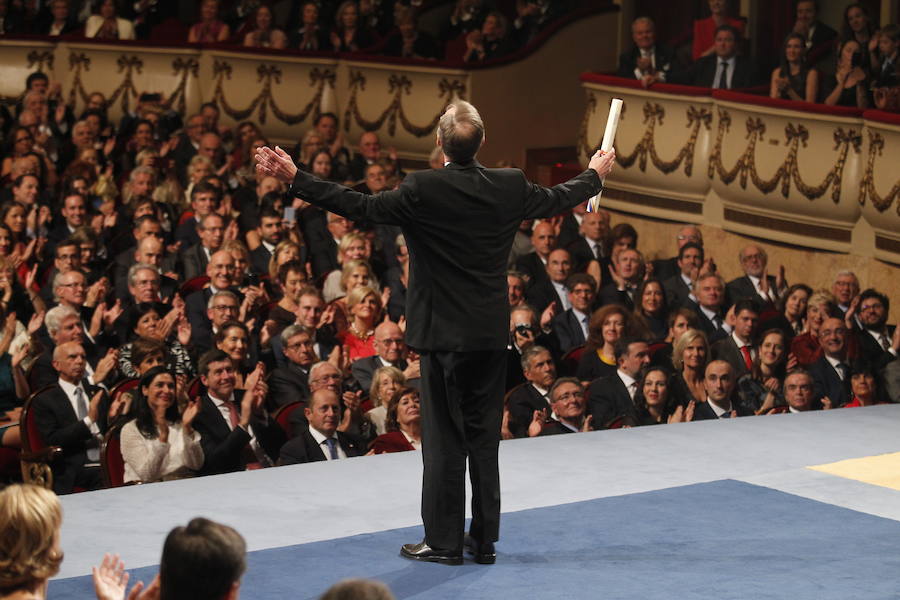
[808,452,900,491]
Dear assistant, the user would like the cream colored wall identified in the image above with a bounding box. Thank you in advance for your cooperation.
[606,209,900,322]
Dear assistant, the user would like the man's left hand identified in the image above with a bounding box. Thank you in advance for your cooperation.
[255,146,298,185]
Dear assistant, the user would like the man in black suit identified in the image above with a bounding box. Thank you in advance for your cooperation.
[710,299,760,379]
[663,241,703,310]
[685,273,730,344]
[551,273,595,355]
[566,209,609,274]
[808,317,853,408]
[506,344,556,438]
[347,131,384,182]
[112,217,171,299]
[351,320,415,392]
[794,0,838,69]
[514,220,557,287]
[726,244,782,309]
[678,25,758,89]
[783,370,816,413]
[170,114,206,186]
[248,207,285,276]
[693,360,750,420]
[185,250,242,352]
[256,100,615,565]
[536,377,591,436]
[831,270,859,316]
[267,325,316,410]
[616,17,677,87]
[182,213,225,282]
[118,239,178,304]
[525,248,572,315]
[854,289,899,369]
[32,341,108,494]
[46,193,87,252]
[192,350,284,475]
[308,212,351,279]
[587,337,650,429]
[597,247,643,310]
[174,181,221,249]
[278,389,364,465]
[653,224,703,283]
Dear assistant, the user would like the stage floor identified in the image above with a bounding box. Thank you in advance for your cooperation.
[50,405,900,599]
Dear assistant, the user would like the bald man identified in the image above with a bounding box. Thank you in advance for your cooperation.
[515,220,558,288]
[351,320,418,392]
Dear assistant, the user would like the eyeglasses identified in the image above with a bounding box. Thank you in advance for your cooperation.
[210,304,238,312]
[286,341,314,351]
[554,391,584,402]
[57,282,86,289]
[378,338,404,346]
[311,373,341,383]
[859,304,883,312]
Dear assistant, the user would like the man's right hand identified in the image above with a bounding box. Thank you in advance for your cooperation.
[588,149,616,179]
[255,146,299,185]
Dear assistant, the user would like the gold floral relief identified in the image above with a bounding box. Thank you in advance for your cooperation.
[857,131,900,214]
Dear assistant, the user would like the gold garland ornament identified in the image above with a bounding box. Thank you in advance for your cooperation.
[343,71,466,137]
[857,131,900,214]
[708,108,860,203]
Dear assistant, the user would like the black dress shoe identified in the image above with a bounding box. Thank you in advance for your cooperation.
[464,534,496,564]
[400,541,463,565]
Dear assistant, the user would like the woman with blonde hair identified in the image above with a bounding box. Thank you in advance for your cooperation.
[0,484,63,599]
[790,289,839,368]
[670,328,709,406]
[366,365,406,434]
[337,285,382,362]
[267,240,303,281]
[323,232,380,302]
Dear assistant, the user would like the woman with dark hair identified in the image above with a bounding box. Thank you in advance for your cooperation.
[778,282,813,336]
[0,202,31,256]
[269,260,309,332]
[118,302,194,379]
[635,366,693,425]
[370,386,421,453]
[576,304,629,382]
[602,222,638,258]
[632,278,668,343]
[771,32,819,102]
[120,366,203,483]
[288,1,329,50]
[310,149,336,181]
[188,0,231,43]
[736,328,791,415]
[243,4,287,48]
[330,0,375,52]
[824,38,870,107]
[215,320,252,385]
[1,126,38,183]
[669,328,709,406]
[841,3,875,49]
[463,11,511,62]
[844,362,888,407]
[85,0,135,39]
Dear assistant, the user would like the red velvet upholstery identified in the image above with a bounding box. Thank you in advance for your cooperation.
[179,276,210,298]
[560,345,585,377]
[110,378,139,404]
[101,426,126,488]
[274,401,304,437]
[21,386,54,452]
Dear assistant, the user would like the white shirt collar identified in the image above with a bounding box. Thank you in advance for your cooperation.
[308,424,346,459]
[617,369,637,392]
[262,240,276,254]
[706,396,732,417]
[731,330,751,348]
[699,304,719,322]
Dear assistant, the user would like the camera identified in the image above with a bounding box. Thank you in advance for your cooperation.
[514,324,535,337]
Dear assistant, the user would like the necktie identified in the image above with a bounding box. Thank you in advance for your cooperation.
[76,388,100,462]
[325,437,338,459]
[715,61,729,89]
[740,346,753,371]
[628,382,637,400]
[226,401,239,429]
[880,333,891,351]
[581,316,589,339]
[835,363,847,381]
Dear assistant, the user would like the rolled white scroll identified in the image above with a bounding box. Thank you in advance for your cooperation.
[587,97,623,213]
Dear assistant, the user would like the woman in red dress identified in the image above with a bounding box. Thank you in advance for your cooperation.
[370,387,421,454]
[337,285,382,362]
[692,0,746,60]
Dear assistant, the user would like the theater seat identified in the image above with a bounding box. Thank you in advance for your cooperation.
[179,275,210,297]
[560,345,585,377]
[101,424,129,488]
[274,401,304,438]
[19,386,62,490]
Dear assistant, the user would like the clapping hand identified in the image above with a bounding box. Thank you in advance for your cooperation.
[527,408,547,437]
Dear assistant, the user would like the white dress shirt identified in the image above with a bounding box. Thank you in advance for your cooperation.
[58,378,101,462]
[308,425,347,460]
[208,391,271,466]
[617,369,638,401]
[714,56,737,89]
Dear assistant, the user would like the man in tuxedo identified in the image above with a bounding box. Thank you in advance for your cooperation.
[693,360,749,420]
[680,25,758,89]
[32,341,108,494]
[854,289,899,368]
[278,389,364,465]
[256,100,615,565]
[193,350,284,475]
[726,244,782,308]
[663,241,703,310]
[248,207,285,275]
[587,337,650,429]
[654,225,703,283]
[808,317,852,408]
[686,273,730,344]
[182,213,225,281]
[710,299,760,379]
[616,17,676,87]
[507,344,556,438]
[597,247,642,310]
[526,248,572,314]
[551,273,595,355]
[566,209,609,274]
[831,270,860,316]
[351,320,416,392]
[515,220,557,287]
[267,325,316,409]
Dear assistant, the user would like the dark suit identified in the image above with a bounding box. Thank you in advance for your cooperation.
[249,244,273,276]
[174,217,201,248]
[351,355,408,393]
[597,283,634,311]
[855,325,897,370]
[539,419,577,436]
[678,54,758,89]
[279,428,363,464]
[693,400,735,420]
[726,275,776,307]
[288,158,601,551]
[526,278,567,315]
[663,274,693,310]
[808,356,851,408]
[566,236,602,274]
[685,299,728,344]
[616,44,676,80]
[506,383,550,438]
[192,390,285,475]
[551,308,588,355]
[182,244,211,282]
[710,335,751,379]
[587,373,637,429]
[32,382,108,494]
[514,252,549,288]
[556,213,581,249]
[653,256,679,284]
[266,362,311,411]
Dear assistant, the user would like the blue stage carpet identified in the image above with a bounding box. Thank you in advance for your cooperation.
[49,479,900,599]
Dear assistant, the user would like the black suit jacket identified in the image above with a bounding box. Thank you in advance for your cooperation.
[587,373,637,429]
[597,283,634,311]
[808,356,851,408]
[710,335,750,379]
[680,54,758,89]
[174,217,201,249]
[526,278,566,315]
[556,213,581,249]
[855,325,897,370]
[192,390,285,475]
[182,243,211,282]
[726,275,776,308]
[266,362,311,411]
[684,299,728,344]
[32,382,108,494]
[506,383,550,438]
[278,428,364,465]
[616,44,677,79]
[551,308,587,355]
[350,355,408,393]
[566,236,603,274]
[289,161,602,351]
[514,252,549,288]
[663,274,692,310]
[249,244,273,276]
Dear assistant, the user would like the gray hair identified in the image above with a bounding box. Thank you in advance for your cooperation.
[437,100,484,163]
[632,16,655,30]
[548,376,583,402]
[129,165,157,183]
[309,361,338,383]
[45,305,79,336]
[520,344,550,373]
[51,270,83,303]
[833,270,858,283]
[206,290,239,309]
[128,262,159,287]
[281,324,314,346]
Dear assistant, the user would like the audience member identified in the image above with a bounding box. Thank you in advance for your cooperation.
[617,17,676,87]
[526,247,572,314]
[531,376,592,435]
[576,304,629,382]
[831,270,860,315]
[587,336,650,428]
[634,365,692,425]
[85,0,135,40]
[735,328,790,415]
[710,298,760,378]
[843,362,886,407]
[507,344,556,438]
[778,283,813,336]
[370,386,421,452]
[687,272,729,343]
[242,4,287,49]
[771,32,819,102]
[288,1,329,51]
[0,484,63,598]
[158,517,246,600]
[598,247,643,311]
[463,11,513,62]
[330,0,376,52]
[808,317,852,408]
[693,359,749,419]
[670,327,709,406]
[791,289,838,367]
[279,388,364,464]
[823,38,870,107]
[320,578,396,600]
[364,365,405,435]
[188,0,230,43]
[515,220,557,287]
[550,273,596,355]
[692,0,745,60]
[682,24,757,89]
[783,369,816,412]
[793,0,837,68]
[662,241,704,310]
[632,278,668,343]
[853,288,899,369]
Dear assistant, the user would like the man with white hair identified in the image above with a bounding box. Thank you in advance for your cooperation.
[616,17,677,87]
[257,99,616,566]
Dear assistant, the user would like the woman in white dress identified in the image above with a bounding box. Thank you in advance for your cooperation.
[120,366,203,483]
